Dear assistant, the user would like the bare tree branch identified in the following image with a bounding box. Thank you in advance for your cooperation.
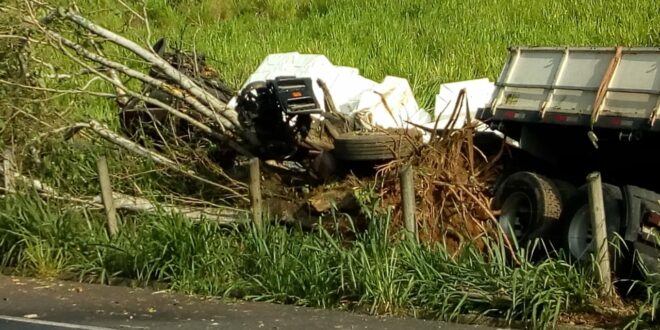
[86,120,179,167]
[0,78,115,98]
[57,9,241,126]
[57,48,253,157]
[28,22,236,132]
[84,121,248,200]
[92,192,247,224]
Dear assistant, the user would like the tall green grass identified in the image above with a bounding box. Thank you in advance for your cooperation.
[0,191,606,329]
[16,0,660,110]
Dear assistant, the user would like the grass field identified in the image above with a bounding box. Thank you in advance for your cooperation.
[50,0,660,108]
[1,0,660,329]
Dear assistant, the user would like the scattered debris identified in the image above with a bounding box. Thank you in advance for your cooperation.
[91,193,247,224]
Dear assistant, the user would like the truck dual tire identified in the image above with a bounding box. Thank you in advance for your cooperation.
[495,172,627,269]
[557,183,624,264]
[493,171,563,247]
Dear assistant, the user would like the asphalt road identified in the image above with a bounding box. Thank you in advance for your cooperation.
[0,316,113,329]
[0,275,501,330]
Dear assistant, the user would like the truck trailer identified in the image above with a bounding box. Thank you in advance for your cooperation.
[476,47,660,277]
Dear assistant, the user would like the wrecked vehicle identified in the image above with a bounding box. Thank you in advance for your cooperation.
[234,76,322,160]
[118,39,660,276]
[477,47,660,275]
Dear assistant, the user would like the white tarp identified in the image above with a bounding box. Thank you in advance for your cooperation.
[353,76,431,130]
[229,52,515,145]
[429,78,519,146]
[432,78,496,130]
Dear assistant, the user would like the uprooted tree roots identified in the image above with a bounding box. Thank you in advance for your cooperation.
[376,127,505,252]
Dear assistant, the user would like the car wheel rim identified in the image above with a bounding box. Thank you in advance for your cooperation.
[499,192,533,243]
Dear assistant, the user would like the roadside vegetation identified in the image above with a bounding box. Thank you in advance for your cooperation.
[0,191,605,329]
[1,0,659,329]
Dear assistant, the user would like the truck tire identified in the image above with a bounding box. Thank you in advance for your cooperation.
[558,183,624,264]
[332,132,417,161]
[552,179,577,205]
[493,172,563,247]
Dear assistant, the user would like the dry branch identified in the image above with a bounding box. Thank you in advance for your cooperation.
[0,163,245,225]
[91,192,247,224]
[82,120,248,200]
[0,165,58,196]
[20,5,265,151]
[4,8,250,201]
[0,77,116,98]
[0,2,259,224]
[59,9,238,124]
[86,120,179,168]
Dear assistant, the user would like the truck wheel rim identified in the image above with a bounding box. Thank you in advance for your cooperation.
[499,192,533,243]
[567,205,593,261]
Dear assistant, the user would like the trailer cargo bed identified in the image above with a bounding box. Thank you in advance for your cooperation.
[477,47,660,131]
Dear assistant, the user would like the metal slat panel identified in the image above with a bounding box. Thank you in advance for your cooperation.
[490,47,660,126]
[601,52,660,119]
[547,90,597,115]
[507,51,563,86]
[556,51,611,89]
